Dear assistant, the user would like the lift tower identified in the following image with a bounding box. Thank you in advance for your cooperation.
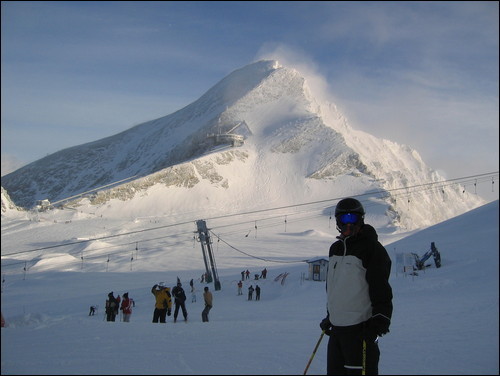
[196,220,221,291]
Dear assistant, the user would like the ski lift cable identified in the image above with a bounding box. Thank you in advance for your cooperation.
[1,177,491,260]
[3,171,497,273]
[210,230,308,264]
[3,171,497,258]
[5,173,498,257]
[1,221,196,257]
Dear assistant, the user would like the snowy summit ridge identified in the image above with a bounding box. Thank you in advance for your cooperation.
[1,60,483,229]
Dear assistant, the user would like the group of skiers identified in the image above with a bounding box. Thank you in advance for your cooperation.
[237,280,262,301]
[104,292,134,322]
[101,275,263,324]
[246,284,261,300]
[240,268,267,281]
[150,281,213,323]
[100,278,213,323]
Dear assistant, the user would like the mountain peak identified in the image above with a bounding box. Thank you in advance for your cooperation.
[1,60,484,230]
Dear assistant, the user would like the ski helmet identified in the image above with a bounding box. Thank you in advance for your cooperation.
[335,198,365,235]
[335,198,365,217]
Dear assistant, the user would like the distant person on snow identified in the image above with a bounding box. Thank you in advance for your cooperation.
[247,285,254,301]
[120,292,134,322]
[201,286,213,322]
[151,284,172,323]
[172,282,188,322]
[189,278,196,302]
[237,280,243,295]
[105,292,118,322]
[255,285,261,301]
[260,268,267,279]
[115,294,121,318]
[319,198,393,375]
[191,285,197,303]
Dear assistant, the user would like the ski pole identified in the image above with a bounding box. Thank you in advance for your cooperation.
[362,339,367,375]
[303,330,325,375]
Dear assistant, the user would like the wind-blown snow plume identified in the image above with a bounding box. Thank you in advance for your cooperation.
[1,60,483,230]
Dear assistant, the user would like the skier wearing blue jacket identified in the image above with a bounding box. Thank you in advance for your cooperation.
[320,198,393,375]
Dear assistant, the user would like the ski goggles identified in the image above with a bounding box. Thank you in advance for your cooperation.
[338,212,360,224]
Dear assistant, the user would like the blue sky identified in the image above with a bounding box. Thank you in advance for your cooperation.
[1,1,498,200]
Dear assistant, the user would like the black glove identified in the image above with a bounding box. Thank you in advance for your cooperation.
[365,316,390,341]
[167,309,171,316]
[319,317,333,336]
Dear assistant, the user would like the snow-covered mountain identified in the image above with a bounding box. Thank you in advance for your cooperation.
[1,60,484,230]
[0,187,22,214]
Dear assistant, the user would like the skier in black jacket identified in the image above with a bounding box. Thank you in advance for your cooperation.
[105,292,118,322]
[320,198,393,375]
[172,282,188,322]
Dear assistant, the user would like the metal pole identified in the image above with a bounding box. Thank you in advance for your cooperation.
[303,331,325,375]
[196,220,221,290]
[362,339,367,375]
[196,220,212,282]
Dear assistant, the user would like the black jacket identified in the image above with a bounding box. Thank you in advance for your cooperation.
[172,286,187,303]
[326,224,393,327]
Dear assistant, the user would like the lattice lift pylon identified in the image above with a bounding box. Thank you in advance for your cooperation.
[195,220,221,291]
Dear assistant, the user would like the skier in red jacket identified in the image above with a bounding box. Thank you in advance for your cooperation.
[120,292,134,322]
